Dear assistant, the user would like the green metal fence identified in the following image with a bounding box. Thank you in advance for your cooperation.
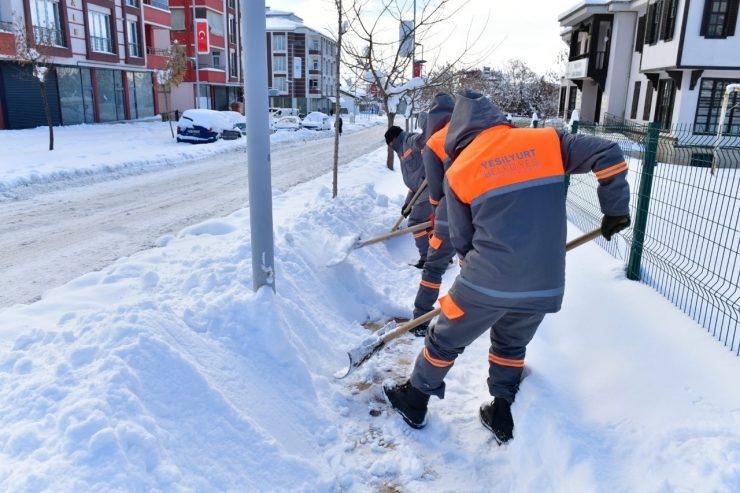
[558,115,740,354]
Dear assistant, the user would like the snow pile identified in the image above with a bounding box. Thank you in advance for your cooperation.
[2,146,740,490]
[0,116,386,199]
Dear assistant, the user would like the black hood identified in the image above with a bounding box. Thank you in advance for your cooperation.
[443,89,509,159]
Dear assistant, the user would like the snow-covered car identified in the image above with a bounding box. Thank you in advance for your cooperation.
[301,112,331,131]
[177,109,240,143]
[222,111,277,135]
[274,116,302,132]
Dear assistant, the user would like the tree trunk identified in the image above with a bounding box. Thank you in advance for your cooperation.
[332,3,342,198]
[39,81,54,151]
[165,90,174,138]
[385,111,396,170]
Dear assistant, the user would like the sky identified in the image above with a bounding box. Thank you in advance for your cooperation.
[267,0,579,75]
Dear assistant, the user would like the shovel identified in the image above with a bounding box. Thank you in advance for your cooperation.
[390,179,428,232]
[334,227,603,379]
[326,220,432,267]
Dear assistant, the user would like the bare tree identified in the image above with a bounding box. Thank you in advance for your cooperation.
[342,0,494,169]
[332,0,348,198]
[3,15,58,150]
[154,40,188,138]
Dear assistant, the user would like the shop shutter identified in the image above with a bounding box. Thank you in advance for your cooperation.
[0,62,61,130]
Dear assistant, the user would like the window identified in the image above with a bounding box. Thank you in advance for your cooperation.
[635,15,646,52]
[700,0,740,37]
[312,40,318,50]
[228,16,236,44]
[643,80,654,121]
[654,79,676,128]
[558,87,567,117]
[310,79,318,88]
[694,78,740,134]
[630,81,641,119]
[274,75,287,91]
[272,33,286,51]
[312,59,318,70]
[58,67,95,125]
[127,20,140,57]
[660,0,679,40]
[125,0,137,7]
[567,87,577,116]
[212,51,221,69]
[89,11,113,53]
[227,0,234,8]
[96,69,125,122]
[230,51,237,77]
[127,71,154,119]
[273,55,286,71]
[171,9,185,31]
[30,0,64,46]
[195,8,223,37]
[646,0,663,45]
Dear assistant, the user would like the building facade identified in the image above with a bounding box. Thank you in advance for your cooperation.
[558,0,740,139]
[0,0,173,129]
[264,8,337,115]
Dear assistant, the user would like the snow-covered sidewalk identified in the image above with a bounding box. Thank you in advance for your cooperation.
[1,146,739,491]
[0,115,385,199]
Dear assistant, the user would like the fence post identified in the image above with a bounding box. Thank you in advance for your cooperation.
[626,122,661,281]
[564,119,578,196]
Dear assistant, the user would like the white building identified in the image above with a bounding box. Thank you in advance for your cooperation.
[558,0,740,140]
[265,8,337,115]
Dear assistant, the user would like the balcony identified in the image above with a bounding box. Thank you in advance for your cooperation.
[0,20,12,33]
[146,46,166,69]
[309,69,320,75]
[125,0,139,7]
[144,0,169,10]
[90,36,113,53]
[309,88,321,95]
[143,0,171,27]
[195,64,226,83]
[309,48,320,55]
[33,25,65,47]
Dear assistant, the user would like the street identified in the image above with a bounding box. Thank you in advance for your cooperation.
[0,125,386,307]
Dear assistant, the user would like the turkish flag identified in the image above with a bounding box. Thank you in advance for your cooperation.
[413,61,421,78]
[196,19,209,54]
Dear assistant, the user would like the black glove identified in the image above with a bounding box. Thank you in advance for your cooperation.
[601,214,631,241]
[401,202,411,218]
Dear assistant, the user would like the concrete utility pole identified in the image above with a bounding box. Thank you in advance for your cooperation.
[192,0,200,108]
[242,0,276,292]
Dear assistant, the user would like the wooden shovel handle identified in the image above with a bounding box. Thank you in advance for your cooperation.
[391,179,428,232]
[359,221,432,248]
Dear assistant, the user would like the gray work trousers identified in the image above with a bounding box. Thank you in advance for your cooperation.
[410,280,545,403]
[407,200,432,261]
[412,226,456,320]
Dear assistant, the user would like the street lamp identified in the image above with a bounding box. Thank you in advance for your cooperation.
[290,40,304,113]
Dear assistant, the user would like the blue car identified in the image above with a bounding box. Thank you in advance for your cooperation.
[176,109,240,143]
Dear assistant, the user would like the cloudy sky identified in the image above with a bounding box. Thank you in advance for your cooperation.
[267,0,578,75]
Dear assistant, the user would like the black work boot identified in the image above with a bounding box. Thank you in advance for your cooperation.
[411,321,429,338]
[383,381,430,429]
[479,398,514,445]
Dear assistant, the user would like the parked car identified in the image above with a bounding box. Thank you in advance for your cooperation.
[274,116,302,131]
[222,110,247,136]
[269,107,299,119]
[177,109,239,143]
[301,112,331,131]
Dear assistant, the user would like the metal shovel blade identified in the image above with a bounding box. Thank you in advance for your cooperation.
[325,234,361,267]
[333,321,397,379]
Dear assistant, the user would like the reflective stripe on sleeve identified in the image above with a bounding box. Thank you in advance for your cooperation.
[594,161,628,180]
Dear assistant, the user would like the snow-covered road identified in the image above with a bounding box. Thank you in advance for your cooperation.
[0,125,386,308]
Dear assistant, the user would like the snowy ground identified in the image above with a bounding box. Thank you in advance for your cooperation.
[1,146,739,491]
[0,115,385,200]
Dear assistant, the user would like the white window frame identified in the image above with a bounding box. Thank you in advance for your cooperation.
[272,33,286,51]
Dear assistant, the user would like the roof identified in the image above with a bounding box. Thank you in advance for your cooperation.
[558,0,632,23]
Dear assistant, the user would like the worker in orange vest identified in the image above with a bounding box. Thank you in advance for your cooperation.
[384,90,631,444]
[409,92,456,337]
